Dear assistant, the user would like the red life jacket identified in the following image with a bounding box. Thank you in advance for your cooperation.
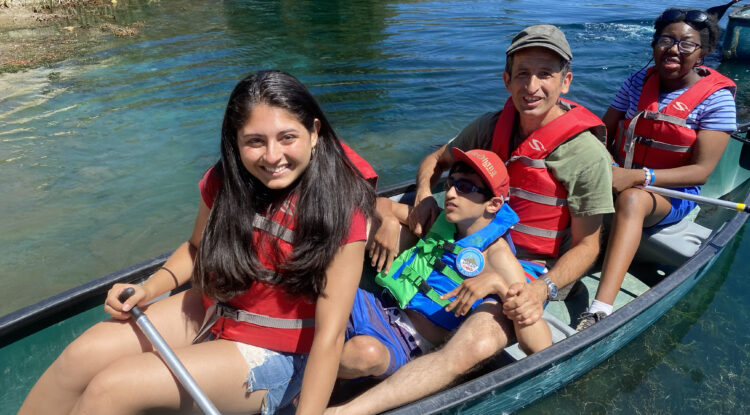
[613,66,736,169]
[198,143,376,354]
[341,141,379,189]
[203,194,320,354]
[491,97,606,257]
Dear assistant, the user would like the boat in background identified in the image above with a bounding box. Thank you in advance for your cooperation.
[1,126,749,414]
[723,4,750,61]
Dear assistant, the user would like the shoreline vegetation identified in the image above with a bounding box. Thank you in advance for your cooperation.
[0,0,152,73]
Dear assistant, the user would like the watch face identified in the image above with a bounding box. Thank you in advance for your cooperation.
[548,285,558,299]
[544,277,558,299]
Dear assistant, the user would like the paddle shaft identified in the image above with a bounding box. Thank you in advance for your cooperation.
[118,288,221,415]
[643,185,750,213]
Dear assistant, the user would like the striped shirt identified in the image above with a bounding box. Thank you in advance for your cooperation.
[610,68,737,132]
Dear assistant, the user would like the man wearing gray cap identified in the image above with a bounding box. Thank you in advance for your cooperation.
[328,25,613,415]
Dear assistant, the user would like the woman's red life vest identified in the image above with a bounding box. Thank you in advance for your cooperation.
[613,66,736,169]
[491,97,606,257]
[198,142,374,354]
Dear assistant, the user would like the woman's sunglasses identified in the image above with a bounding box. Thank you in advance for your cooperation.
[659,9,708,25]
[444,177,491,197]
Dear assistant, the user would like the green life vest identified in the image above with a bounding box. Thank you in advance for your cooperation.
[375,204,518,330]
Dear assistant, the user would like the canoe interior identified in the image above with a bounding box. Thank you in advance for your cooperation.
[2,133,750,414]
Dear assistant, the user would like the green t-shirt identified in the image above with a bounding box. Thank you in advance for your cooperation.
[447,108,614,217]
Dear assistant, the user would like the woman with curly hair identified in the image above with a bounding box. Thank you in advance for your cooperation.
[577,7,737,330]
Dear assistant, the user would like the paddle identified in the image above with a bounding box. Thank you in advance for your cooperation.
[643,185,750,213]
[118,287,221,415]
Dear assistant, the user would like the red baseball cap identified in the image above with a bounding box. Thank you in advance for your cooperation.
[450,148,510,199]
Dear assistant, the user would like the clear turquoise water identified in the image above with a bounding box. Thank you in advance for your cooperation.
[1,0,748,413]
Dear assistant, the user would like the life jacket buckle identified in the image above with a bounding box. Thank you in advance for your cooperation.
[417,280,432,295]
[217,304,239,321]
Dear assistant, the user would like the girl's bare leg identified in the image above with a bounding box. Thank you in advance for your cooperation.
[18,288,206,415]
[70,339,265,415]
[595,188,673,305]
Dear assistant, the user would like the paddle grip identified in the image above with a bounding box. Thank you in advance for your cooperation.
[117,287,145,319]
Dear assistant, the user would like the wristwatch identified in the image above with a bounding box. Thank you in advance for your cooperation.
[543,277,559,301]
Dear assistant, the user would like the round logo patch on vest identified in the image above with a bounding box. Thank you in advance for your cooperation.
[456,247,484,277]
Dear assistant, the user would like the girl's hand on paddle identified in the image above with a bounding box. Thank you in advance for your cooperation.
[503,281,544,326]
[368,215,401,273]
[611,166,645,194]
[442,272,504,317]
[104,283,147,320]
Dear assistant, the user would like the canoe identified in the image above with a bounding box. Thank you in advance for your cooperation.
[2,125,750,414]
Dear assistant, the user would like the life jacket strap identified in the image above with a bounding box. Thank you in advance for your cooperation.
[432,258,466,286]
[633,136,692,153]
[510,187,568,206]
[623,110,647,169]
[507,155,547,168]
[402,268,451,307]
[252,214,295,243]
[436,240,461,255]
[512,223,569,239]
[213,302,315,330]
[642,111,687,126]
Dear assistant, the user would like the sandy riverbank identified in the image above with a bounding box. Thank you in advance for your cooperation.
[0,0,147,73]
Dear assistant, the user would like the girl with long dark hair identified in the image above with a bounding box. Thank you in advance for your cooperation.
[576,7,736,330]
[20,70,376,415]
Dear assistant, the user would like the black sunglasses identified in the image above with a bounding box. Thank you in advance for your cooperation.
[659,9,708,25]
[444,177,491,197]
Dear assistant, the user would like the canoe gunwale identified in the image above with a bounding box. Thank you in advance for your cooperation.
[384,185,750,414]
[0,253,170,346]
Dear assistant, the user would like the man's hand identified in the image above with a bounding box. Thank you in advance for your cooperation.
[611,166,643,194]
[368,215,402,274]
[441,272,505,317]
[502,279,546,326]
[407,194,440,237]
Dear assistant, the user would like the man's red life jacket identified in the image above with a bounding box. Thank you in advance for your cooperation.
[199,142,375,353]
[491,97,606,257]
[613,66,736,169]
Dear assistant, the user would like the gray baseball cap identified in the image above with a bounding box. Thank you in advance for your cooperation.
[506,24,572,61]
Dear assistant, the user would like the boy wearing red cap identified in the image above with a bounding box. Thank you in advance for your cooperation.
[336,149,551,383]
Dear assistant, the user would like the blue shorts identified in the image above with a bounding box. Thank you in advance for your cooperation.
[652,185,699,227]
[233,342,308,415]
[346,289,424,377]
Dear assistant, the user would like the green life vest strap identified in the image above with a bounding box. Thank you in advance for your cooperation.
[432,258,464,286]
[399,266,451,307]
